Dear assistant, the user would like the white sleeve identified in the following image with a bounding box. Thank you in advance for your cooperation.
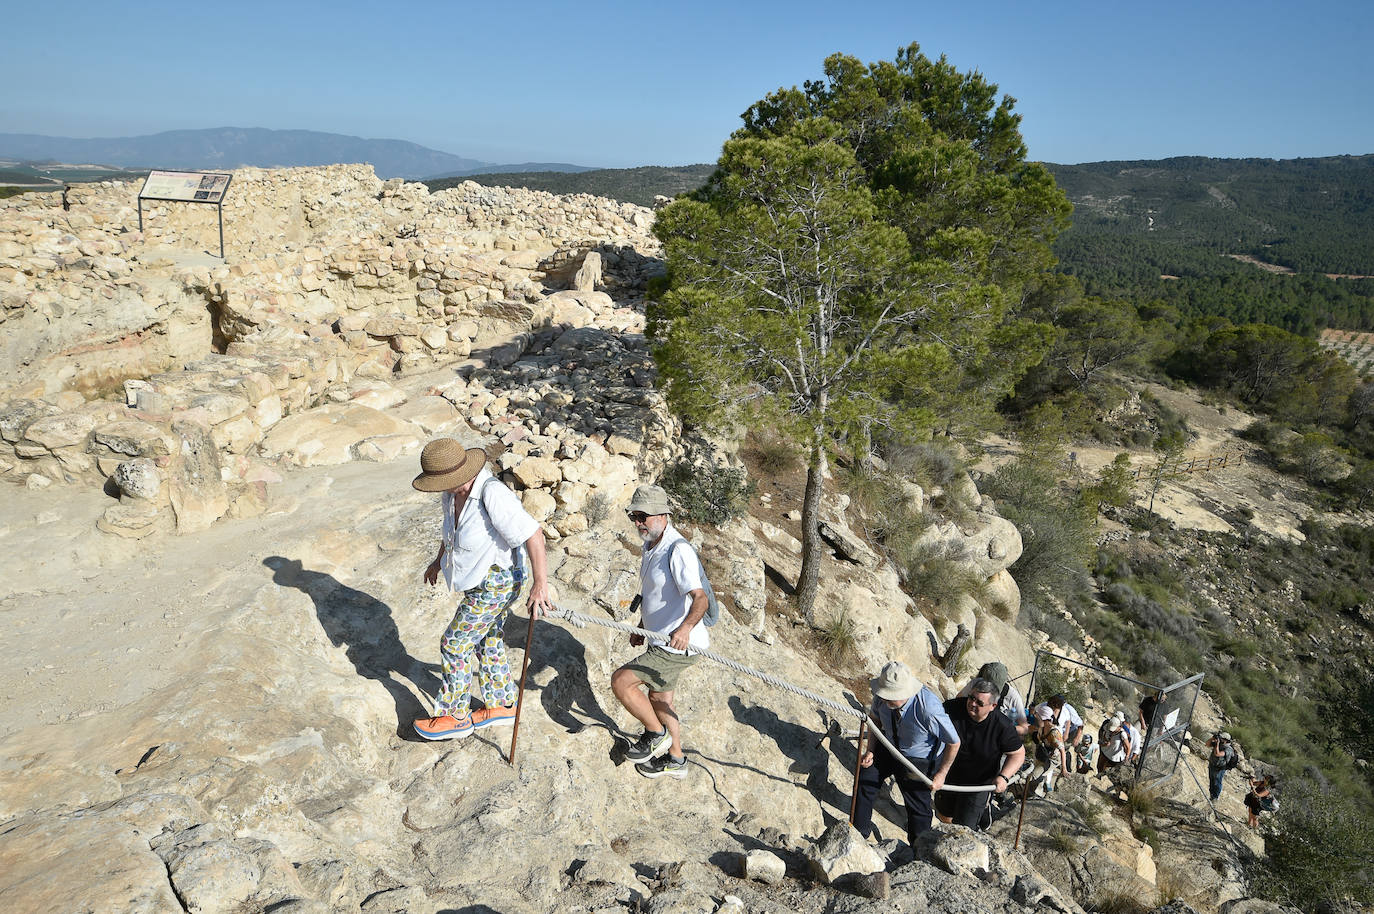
[484,479,539,548]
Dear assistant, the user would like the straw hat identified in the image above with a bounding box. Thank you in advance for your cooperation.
[870,661,919,701]
[412,439,485,492]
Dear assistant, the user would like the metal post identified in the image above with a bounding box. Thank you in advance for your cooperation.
[217,201,225,259]
[849,719,867,825]
[137,197,143,233]
[507,611,537,767]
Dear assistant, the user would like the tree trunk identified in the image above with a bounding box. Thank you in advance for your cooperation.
[797,445,827,625]
[940,623,972,678]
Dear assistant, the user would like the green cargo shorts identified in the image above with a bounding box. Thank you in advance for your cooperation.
[626,645,700,692]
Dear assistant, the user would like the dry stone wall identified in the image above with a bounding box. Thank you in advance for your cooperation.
[0,164,668,537]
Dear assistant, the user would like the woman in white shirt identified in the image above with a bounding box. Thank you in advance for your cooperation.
[411,439,551,741]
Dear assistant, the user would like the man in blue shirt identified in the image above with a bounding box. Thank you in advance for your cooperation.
[852,660,961,846]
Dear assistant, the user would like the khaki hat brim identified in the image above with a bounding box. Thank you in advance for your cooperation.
[412,448,485,492]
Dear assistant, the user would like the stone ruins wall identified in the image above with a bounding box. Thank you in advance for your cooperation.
[0,165,672,538]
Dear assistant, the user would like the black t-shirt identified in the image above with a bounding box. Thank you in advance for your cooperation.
[1139,695,1162,727]
[943,697,1023,786]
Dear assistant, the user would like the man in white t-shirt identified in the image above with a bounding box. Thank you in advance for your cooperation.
[611,484,709,780]
[410,439,552,742]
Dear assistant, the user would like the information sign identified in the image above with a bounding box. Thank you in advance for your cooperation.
[139,170,232,203]
[136,170,234,257]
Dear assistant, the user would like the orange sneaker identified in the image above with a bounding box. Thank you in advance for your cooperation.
[471,705,517,730]
[414,713,473,740]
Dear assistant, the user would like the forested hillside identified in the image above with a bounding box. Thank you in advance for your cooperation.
[1047,156,1374,333]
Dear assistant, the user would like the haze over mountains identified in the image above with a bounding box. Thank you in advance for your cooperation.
[0,127,598,180]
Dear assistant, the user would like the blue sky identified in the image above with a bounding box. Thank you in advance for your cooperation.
[3,0,1371,167]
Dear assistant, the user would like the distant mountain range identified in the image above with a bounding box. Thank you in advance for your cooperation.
[0,128,601,180]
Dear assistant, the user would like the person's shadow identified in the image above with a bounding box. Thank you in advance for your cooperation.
[264,556,438,738]
[727,695,861,831]
[502,611,620,745]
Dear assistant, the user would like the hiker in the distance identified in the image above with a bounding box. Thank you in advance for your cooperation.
[1031,705,1069,796]
[1244,774,1278,828]
[1034,694,1084,770]
[1206,731,1240,801]
[411,439,552,741]
[611,484,709,780]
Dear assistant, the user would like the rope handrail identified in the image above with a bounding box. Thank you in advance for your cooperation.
[540,603,1001,794]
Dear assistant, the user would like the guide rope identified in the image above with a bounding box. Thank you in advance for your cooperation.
[541,602,999,794]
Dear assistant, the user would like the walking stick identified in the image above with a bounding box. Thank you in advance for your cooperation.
[849,718,867,825]
[508,610,537,767]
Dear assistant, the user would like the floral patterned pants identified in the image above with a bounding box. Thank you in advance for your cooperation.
[435,564,520,715]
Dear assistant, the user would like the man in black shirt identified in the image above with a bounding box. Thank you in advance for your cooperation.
[1138,690,1166,735]
[935,677,1026,829]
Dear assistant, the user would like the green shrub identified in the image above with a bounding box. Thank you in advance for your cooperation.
[1126,784,1159,822]
[818,609,859,665]
[659,460,754,526]
[886,439,967,490]
[1028,656,1092,713]
[899,540,988,619]
[1090,889,1153,914]
[1251,779,1374,911]
[1067,797,1105,834]
[981,459,1094,613]
[1046,823,1081,854]
[749,431,801,475]
[583,491,613,528]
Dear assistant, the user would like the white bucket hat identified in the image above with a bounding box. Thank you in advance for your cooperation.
[870,661,919,701]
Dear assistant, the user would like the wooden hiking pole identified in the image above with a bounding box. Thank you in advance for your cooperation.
[849,718,868,824]
[508,611,537,767]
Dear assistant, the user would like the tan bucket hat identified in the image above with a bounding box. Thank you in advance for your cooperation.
[412,439,486,492]
[627,484,672,516]
[870,660,919,701]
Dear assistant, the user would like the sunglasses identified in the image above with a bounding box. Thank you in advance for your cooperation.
[627,511,650,523]
[967,695,994,708]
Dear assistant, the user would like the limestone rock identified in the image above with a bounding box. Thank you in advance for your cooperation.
[573,251,602,291]
[168,419,227,533]
[818,518,880,568]
[258,403,420,466]
[522,488,557,522]
[151,823,307,914]
[511,455,561,489]
[743,848,786,884]
[91,420,175,459]
[359,886,432,913]
[917,825,992,879]
[20,411,98,451]
[0,399,59,443]
[97,502,168,539]
[806,821,885,885]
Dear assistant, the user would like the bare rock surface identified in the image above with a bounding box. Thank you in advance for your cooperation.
[0,166,1285,914]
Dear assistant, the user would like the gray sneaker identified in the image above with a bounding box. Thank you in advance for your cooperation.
[636,754,688,780]
[625,730,671,763]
